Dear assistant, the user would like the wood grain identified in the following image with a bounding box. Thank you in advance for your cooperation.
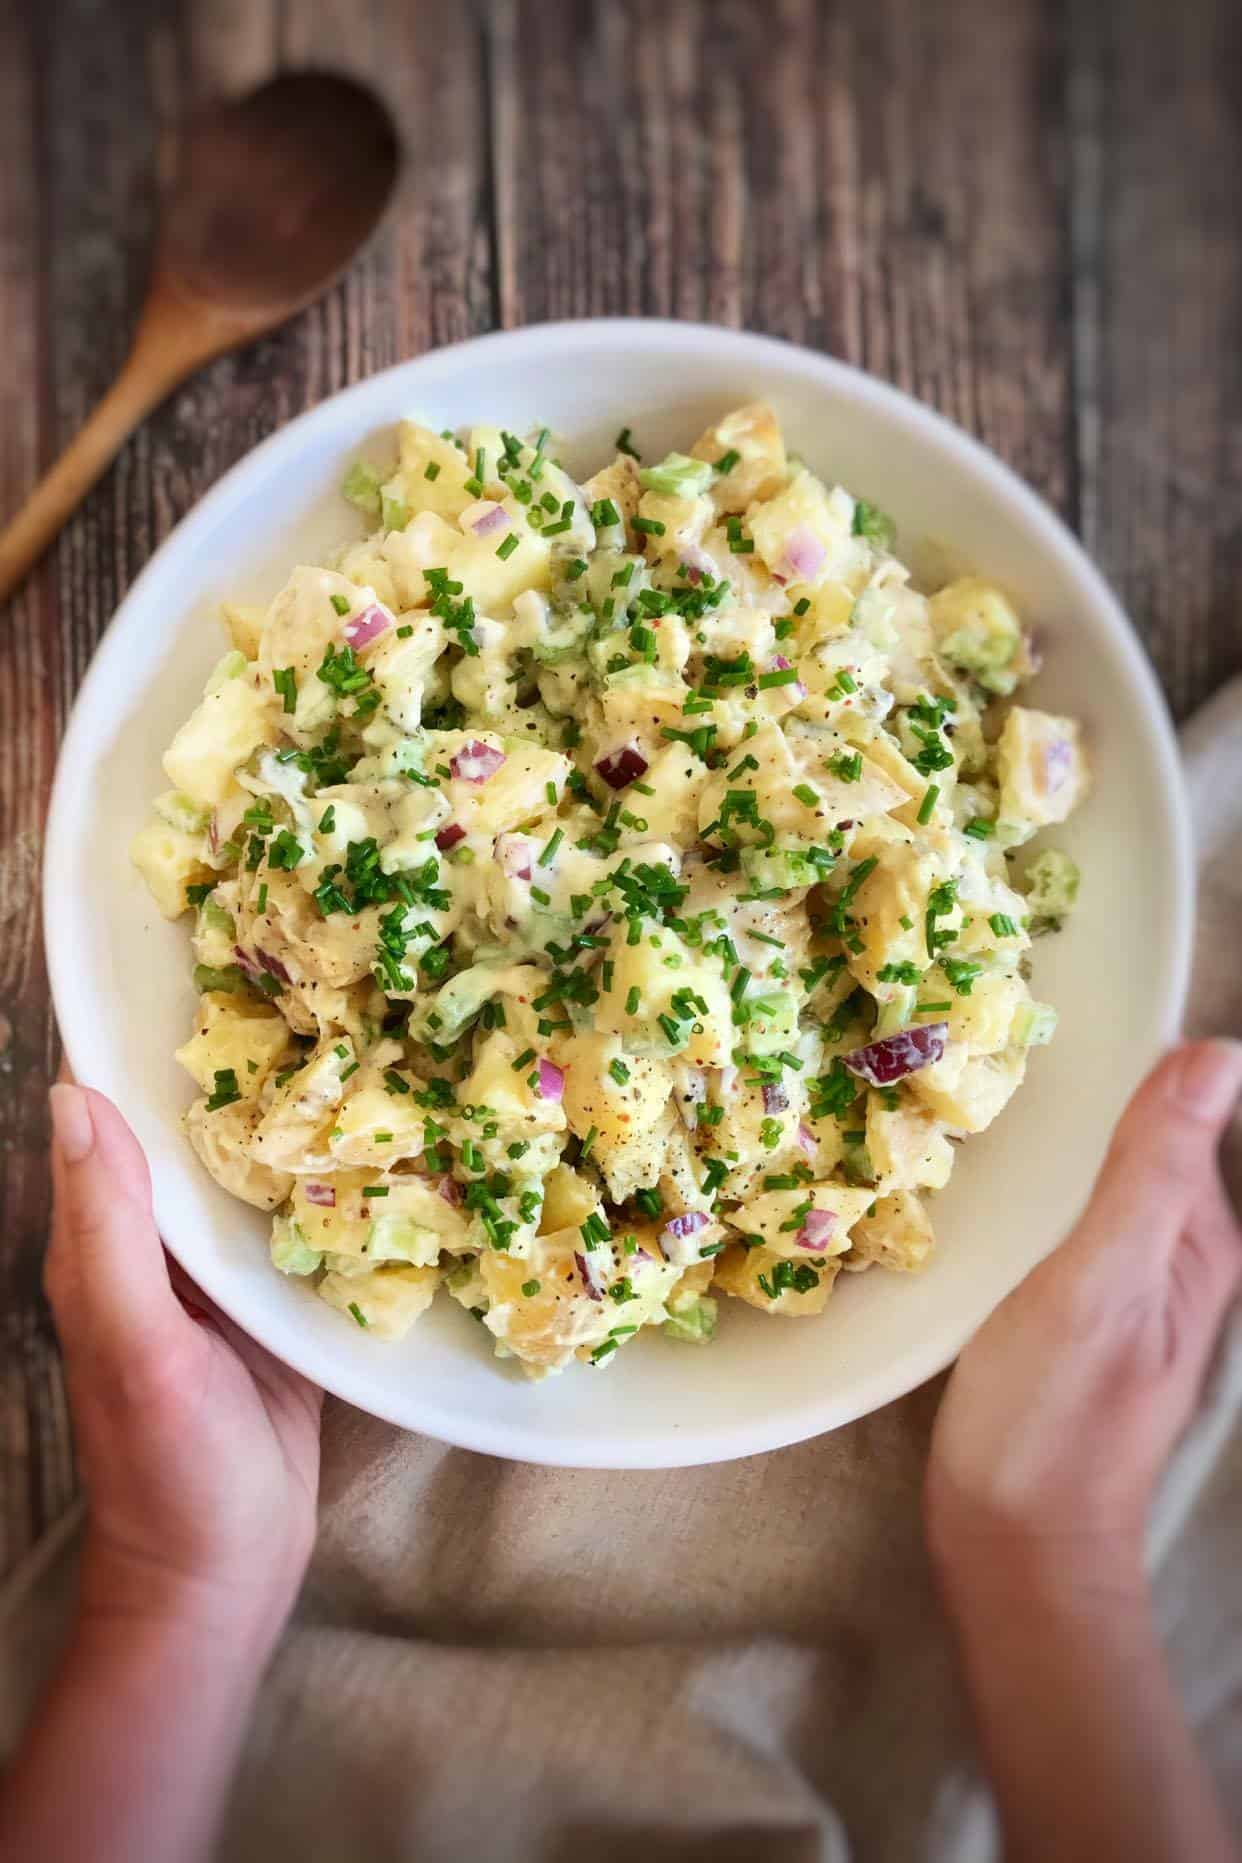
[0,0,1239,1580]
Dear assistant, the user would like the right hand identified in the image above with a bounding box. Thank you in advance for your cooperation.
[926,1040,1242,1595]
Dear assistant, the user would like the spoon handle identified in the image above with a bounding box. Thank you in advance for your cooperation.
[0,288,205,605]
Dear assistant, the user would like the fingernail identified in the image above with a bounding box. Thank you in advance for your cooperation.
[49,1083,95,1163]
[1176,1041,1242,1119]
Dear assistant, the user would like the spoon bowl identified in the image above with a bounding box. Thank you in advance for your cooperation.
[0,70,400,603]
[161,71,401,318]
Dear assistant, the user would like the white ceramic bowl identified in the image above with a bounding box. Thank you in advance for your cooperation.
[44,320,1192,1467]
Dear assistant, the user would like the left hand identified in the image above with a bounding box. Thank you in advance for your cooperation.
[45,1083,323,1644]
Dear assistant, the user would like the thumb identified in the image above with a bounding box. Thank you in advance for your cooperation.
[46,1084,186,1363]
[1070,1040,1242,1271]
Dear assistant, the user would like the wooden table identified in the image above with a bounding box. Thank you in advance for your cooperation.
[1,0,1239,1584]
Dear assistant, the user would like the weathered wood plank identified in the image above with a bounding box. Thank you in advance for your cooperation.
[0,0,494,1579]
[489,0,1073,506]
[1070,0,1242,719]
[1,0,1239,1584]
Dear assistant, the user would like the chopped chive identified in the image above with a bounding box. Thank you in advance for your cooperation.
[625,986,641,1015]
[990,912,1018,938]
[715,448,740,474]
[522,1279,541,1297]
[793,783,820,808]
[917,785,939,824]
[496,531,520,560]
[362,1186,389,1198]
[793,597,811,616]
[758,667,797,689]
[632,515,666,536]
[512,1047,536,1071]
[539,828,564,866]
[424,460,441,481]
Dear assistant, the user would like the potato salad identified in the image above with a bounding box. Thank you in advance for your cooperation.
[132,405,1087,1375]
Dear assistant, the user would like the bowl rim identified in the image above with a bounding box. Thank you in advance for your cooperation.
[43,317,1194,1465]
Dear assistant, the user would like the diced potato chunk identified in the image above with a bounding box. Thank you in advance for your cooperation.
[865,1096,955,1193]
[907,1044,1027,1133]
[184,1098,293,1211]
[175,993,290,1097]
[713,1243,838,1314]
[163,669,276,807]
[848,1189,936,1272]
[690,403,788,513]
[731,1181,874,1256]
[319,1264,440,1341]
[995,708,1089,831]
[130,819,214,919]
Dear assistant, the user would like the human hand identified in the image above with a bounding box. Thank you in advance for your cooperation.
[926,1039,1242,1602]
[45,1083,323,1646]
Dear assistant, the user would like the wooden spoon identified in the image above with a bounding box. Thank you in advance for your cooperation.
[0,70,400,604]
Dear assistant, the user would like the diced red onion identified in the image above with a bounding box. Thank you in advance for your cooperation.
[595,743,649,790]
[662,1209,709,1266]
[470,503,510,538]
[1044,738,1072,795]
[341,604,391,650]
[497,833,535,881]
[305,1181,336,1208]
[536,1059,564,1102]
[435,822,466,852]
[233,944,261,980]
[257,949,291,983]
[796,1123,816,1156]
[762,1081,789,1115]
[781,525,827,583]
[207,812,220,855]
[632,1247,653,1264]
[450,740,506,783]
[717,1064,739,1102]
[843,1023,948,1087]
[574,1249,608,1301]
[772,654,793,670]
[798,1207,836,1252]
[436,1175,462,1207]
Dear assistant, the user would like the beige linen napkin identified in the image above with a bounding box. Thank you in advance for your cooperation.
[4,682,1241,1861]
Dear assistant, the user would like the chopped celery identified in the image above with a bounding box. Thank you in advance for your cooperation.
[381,491,411,532]
[153,789,211,835]
[198,899,236,937]
[1012,1001,1058,1047]
[638,452,713,498]
[205,649,248,694]
[342,459,384,518]
[270,1217,323,1277]
[192,963,245,995]
[663,1290,718,1344]
[1023,849,1080,925]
